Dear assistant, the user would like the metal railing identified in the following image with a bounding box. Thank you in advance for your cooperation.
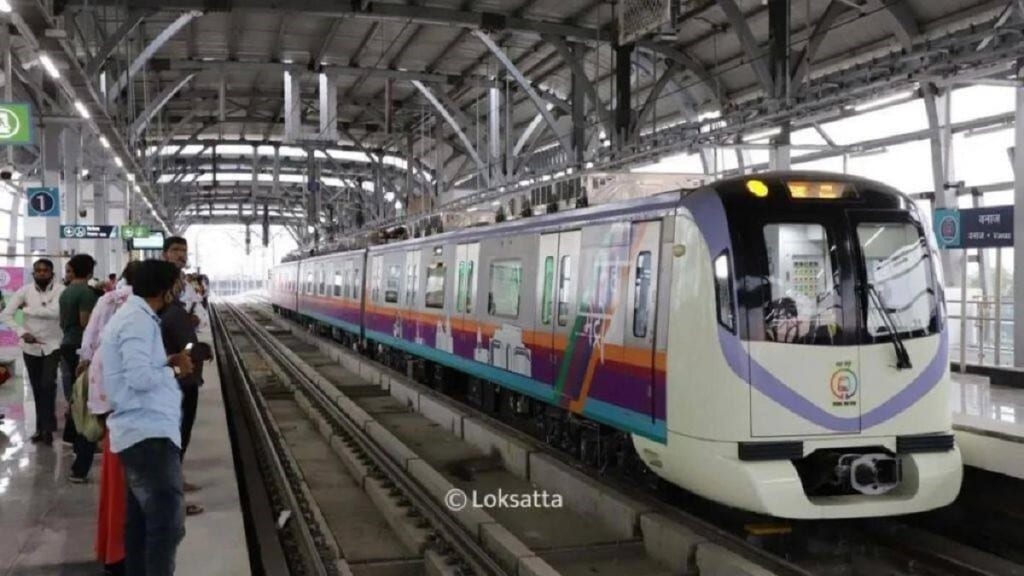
[947,296,1014,369]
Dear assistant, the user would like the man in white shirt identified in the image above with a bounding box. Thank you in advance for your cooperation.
[0,259,64,444]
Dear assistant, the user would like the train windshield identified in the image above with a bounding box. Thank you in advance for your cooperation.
[855,222,941,340]
[762,223,844,345]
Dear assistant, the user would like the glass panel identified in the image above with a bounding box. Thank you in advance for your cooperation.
[541,256,554,325]
[857,223,940,339]
[306,272,313,294]
[406,264,418,305]
[633,251,652,337]
[0,213,9,237]
[425,263,446,309]
[714,253,735,331]
[762,224,842,345]
[385,264,401,303]
[456,261,467,312]
[557,256,572,326]
[464,261,474,313]
[488,260,522,318]
[333,271,342,297]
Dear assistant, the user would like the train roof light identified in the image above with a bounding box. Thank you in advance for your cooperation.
[746,179,769,197]
[786,180,855,200]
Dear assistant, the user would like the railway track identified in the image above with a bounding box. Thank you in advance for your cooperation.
[217,299,1024,576]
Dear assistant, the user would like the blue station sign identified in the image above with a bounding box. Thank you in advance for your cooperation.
[933,206,1013,249]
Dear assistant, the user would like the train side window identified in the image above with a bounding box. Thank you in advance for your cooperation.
[714,251,735,332]
[557,255,572,326]
[456,260,475,313]
[353,268,361,299]
[333,270,342,297]
[406,264,419,306]
[633,251,652,337]
[488,260,522,318]
[541,256,554,325]
[306,271,314,295]
[425,263,446,309]
[385,264,401,303]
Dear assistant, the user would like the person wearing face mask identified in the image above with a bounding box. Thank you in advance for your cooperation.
[100,259,194,576]
[0,259,65,445]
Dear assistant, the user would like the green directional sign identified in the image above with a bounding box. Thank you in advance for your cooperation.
[121,224,151,239]
[0,103,33,145]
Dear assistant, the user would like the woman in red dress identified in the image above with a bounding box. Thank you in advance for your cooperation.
[77,262,138,575]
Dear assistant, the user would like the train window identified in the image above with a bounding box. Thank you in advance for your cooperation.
[541,256,554,325]
[385,265,401,303]
[633,251,652,337]
[488,260,522,318]
[762,223,842,344]
[856,223,939,339]
[371,257,383,302]
[305,272,313,294]
[319,268,327,295]
[333,270,342,297]
[557,256,572,326]
[456,261,475,313]
[425,263,446,309]
[406,264,419,306]
[714,252,735,332]
[353,268,361,299]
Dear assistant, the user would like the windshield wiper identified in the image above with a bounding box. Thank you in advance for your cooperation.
[866,284,912,370]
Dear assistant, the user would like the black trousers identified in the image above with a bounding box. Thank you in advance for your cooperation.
[60,345,96,478]
[179,384,199,460]
[23,351,59,434]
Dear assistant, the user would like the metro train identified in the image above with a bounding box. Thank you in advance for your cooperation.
[269,171,963,519]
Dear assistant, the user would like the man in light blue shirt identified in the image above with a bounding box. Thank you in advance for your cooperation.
[100,260,193,576]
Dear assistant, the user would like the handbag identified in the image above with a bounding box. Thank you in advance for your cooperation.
[71,370,105,442]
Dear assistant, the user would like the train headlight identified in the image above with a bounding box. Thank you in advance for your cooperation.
[746,179,769,197]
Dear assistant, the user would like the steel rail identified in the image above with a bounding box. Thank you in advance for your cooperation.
[220,302,509,576]
[211,305,333,576]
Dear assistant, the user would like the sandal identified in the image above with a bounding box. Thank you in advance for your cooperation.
[185,503,204,516]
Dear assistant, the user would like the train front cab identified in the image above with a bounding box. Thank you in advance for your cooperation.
[633,174,963,519]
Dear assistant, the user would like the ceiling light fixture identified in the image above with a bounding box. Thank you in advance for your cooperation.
[74,100,90,119]
[39,54,60,79]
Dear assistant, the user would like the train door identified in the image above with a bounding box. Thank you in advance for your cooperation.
[456,243,479,357]
[551,231,581,399]
[749,219,860,436]
[404,250,420,344]
[625,221,662,422]
[536,234,559,386]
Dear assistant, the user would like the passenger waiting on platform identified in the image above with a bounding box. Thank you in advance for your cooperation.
[100,259,193,576]
[60,253,100,482]
[77,260,142,576]
[0,258,64,445]
[160,276,211,516]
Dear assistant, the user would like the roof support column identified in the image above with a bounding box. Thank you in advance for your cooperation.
[924,83,960,286]
[1012,71,1024,366]
[284,70,302,143]
[488,86,502,182]
[571,60,586,165]
[768,0,791,170]
[39,124,62,255]
[62,127,81,255]
[770,124,791,170]
[319,72,338,141]
[615,42,633,153]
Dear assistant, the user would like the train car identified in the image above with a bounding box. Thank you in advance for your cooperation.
[271,171,962,519]
[269,260,299,314]
[294,250,366,339]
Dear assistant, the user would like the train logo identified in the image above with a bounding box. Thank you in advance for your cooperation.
[830,367,858,406]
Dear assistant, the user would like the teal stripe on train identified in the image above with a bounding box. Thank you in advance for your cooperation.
[364,328,667,442]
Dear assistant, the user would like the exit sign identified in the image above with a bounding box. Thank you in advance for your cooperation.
[0,103,33,145]
[121,224,151,239]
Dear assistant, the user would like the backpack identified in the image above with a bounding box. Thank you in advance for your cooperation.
[71,370,104,442]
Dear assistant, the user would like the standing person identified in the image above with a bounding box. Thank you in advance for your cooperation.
[159,277,210,516]
[78,261,141,576]
[0,259,64,444]
[162,236,206,500]
[101,259,193,576]
[60,253,100,482]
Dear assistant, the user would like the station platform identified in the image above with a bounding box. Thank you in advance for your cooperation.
[0,329,250,575]
[951,372,1024,480]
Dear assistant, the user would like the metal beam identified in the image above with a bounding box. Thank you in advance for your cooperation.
[109,10,202,98]
[86,10,153,76]
[1013,73,1024,366]
[635,40,717,96]
[131,73,196,137]
[791,0,848,87]
[473,30,573,158]
[717,0,774,94]
[867,0,919,49]
[311,18,344,65]
[70,0,610,44]
[412,80,490,187]
[545,35,613,139]
[633,62,682,140]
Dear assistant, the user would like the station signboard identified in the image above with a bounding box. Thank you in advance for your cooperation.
[27,186,59,217]
[121,224,151,239]
[0,103,33,145]
[933,206,1012,249]
[60,224,119,239]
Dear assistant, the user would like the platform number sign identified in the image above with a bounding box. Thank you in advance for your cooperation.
[27,187,59,217]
